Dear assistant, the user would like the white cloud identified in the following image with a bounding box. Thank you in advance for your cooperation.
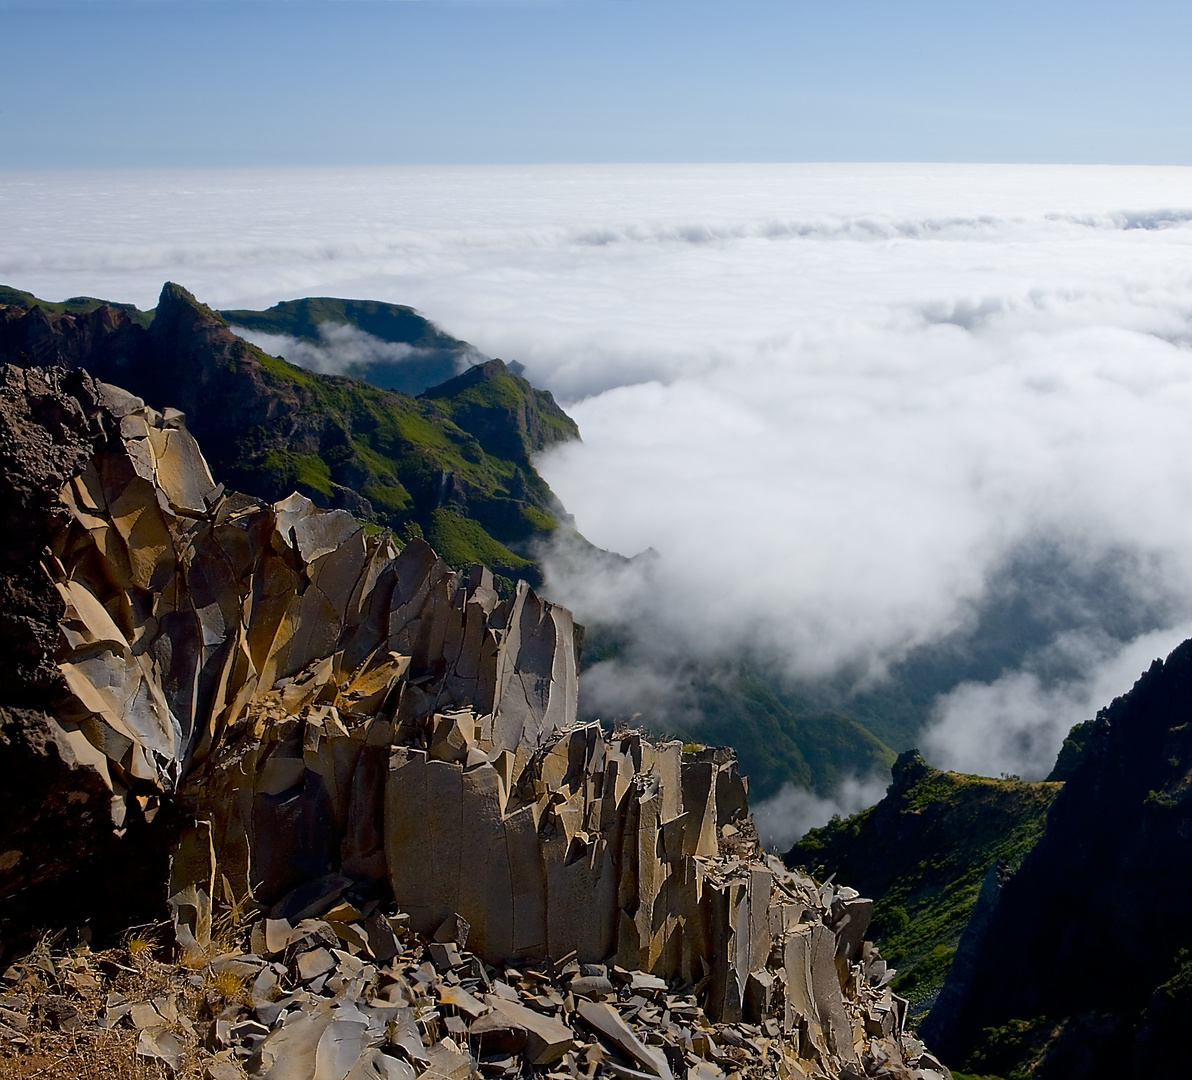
[752,776,889,854]
[6,163,1192,781]
[922,621,1192,779]
[231,321,459,378]
[577,658,703,733]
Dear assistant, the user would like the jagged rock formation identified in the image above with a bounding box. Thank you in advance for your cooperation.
[920,642,1192,1079]
[0,365,948,1079]
[1,363,576,856]
[786,751,1060,1021]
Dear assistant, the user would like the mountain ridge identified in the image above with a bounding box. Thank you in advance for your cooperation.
[0,281,579,590]
[221,294,480,395]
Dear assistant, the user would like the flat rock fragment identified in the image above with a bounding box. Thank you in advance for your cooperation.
[484,996,577,1065]
[138,1026,186,1071]
[577,1000,674,1080]
[470,1010,529,1056]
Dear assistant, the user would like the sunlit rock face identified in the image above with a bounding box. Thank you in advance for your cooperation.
[0,363,577,904]
[33,360,578,801]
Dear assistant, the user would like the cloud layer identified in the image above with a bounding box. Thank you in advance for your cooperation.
[232,321,443,378]
[6,163,1192,815]
[752,776,889,855]
[923,621,1192,779]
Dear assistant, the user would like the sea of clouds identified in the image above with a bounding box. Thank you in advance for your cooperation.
[5,163,1192,838]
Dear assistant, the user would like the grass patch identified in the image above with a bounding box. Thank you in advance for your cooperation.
[427,508,534,581]
[261,449,333,498]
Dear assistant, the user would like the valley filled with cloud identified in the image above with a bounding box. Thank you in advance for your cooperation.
[5,162,1192,839]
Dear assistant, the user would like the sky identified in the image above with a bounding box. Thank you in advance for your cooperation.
[2,0,1192,168]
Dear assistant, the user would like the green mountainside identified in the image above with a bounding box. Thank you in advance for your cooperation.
[0,284,154,328]
[220,296,477,395]
[0,282,579,590]
[918,641,1192,1080]
[679,663,896,802]
[786,750,1060,1023]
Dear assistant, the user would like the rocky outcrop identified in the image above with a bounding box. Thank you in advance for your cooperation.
[7,362,576,824]
[0,365,947,1079]
[921,643,1192,1079]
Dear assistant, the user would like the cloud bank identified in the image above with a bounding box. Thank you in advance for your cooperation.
[752,776,889,855]
[923,621,1192,779]
[6,163,1192,826]
[231,321,444,377]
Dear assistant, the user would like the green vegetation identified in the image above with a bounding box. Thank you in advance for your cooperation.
[1,282,578,593]
[966,1017,1062,1080]
[426,508,533,591]
[260,449,334,497]
[206,346,575,588]
[0,284,154,327]
[220,296,459,351]
[788,752,1060,1020]
[680,665,895,802]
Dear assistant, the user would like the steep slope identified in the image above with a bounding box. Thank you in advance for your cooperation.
[786,752,1060,1023]
[0,283,579,589]
[920,640,1192,1079]
[220,295,478,395]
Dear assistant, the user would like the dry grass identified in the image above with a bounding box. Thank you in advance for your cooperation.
[0,917,252,1080]
[204,971,244,1007]
[0,1026,164,1080]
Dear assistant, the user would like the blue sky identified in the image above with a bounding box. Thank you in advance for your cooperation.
[2,0,1191,167]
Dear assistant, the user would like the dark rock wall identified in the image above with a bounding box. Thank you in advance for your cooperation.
[0,366,107,705]
[922,641,1192,1078]
[0,367,184,951]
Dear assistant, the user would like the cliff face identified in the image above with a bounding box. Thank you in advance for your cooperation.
[921,643,1192,1078]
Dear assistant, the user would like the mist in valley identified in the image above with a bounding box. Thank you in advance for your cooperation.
[6,162,1192,843]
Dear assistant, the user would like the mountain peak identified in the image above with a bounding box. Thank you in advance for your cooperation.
[890,747,933,795]
[155,281,229,329]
